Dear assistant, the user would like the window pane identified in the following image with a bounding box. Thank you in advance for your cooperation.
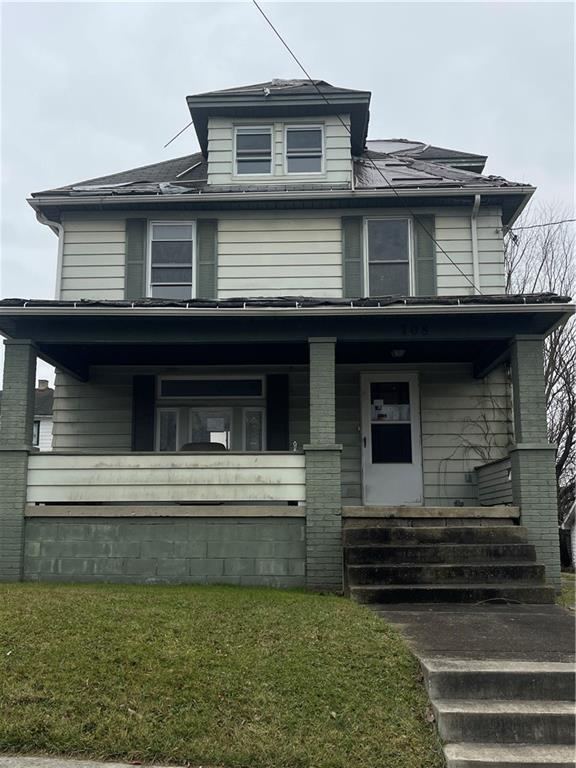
[151,241,192,265]
[151,285,192,299]
[33,420,40,446]
[244,410,263,451]
[367,220,409,262]
[287,129,322,151]
[152,224,193,241]
[151,267,193,284]
[287,156,322,173]
[161,379,263,398]
[190,410,231,449]
[369,263,410,295]
[371,423,412,463]
[236,131,271,152]
[159,411,177,451]
[371,382,410,422]
[237,159,271,174]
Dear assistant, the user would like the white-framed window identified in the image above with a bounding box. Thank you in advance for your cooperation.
[242,408,265,452]
[32,420,40,446]
[234,126,273,175]
[364,218,413,296]
[149,222,195,299]
[285,125,323,174]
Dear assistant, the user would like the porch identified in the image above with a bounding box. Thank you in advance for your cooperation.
[0,296,570,589]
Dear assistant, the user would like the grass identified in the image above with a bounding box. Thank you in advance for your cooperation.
[557,572,575,610]
[0,584,443,768]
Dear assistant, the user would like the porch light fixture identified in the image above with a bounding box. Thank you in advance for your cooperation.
[390,349,406,358]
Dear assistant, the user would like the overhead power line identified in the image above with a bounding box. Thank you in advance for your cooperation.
[251,0,483,295]
[509,218,576,231]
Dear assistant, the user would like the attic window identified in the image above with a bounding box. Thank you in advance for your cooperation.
[235,127,272,175]
[286,126,323,173]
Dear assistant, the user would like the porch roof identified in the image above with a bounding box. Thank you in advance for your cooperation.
[0,294,572,382]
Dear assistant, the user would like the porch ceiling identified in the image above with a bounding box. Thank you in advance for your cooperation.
[0,299,571,381]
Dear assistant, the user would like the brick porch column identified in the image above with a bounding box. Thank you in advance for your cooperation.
[304,337,343,591]
[0,339,36,581]
[509,335,560,588]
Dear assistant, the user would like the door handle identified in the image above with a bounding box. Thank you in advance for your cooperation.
[363,435,367,448]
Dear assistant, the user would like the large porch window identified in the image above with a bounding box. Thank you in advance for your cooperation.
[156,376,265,452]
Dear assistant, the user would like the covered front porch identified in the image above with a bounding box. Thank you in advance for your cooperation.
[0,295,570,589]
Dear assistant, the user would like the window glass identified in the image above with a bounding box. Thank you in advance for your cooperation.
[158,411,178,451]
[32,420,40,446]
[286,127,323,174]
[367,219,410,295]
[371,424,412,463]
[236,128,272,175]
[150,223,194,299]
[190,410,231,449]
[244,410,263,451]
[370,381,412,463]
[160,379,263,398]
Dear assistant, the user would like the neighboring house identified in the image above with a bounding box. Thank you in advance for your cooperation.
[0,79,573,594]
[561,503,576,569]
[0,379,53,451]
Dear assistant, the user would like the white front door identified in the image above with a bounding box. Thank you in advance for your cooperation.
[361,373,423,506]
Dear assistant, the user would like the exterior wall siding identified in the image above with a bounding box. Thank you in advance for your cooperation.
[57,206,506,300]
[24,517,305,587]
[53,363,512,510]
[36,417,53,451]
[207,115,352,186]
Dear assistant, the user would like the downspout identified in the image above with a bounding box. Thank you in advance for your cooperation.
[470,194,481,295]
[36,211,63,300]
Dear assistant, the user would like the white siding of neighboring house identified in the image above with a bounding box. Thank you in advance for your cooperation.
[207,115,352,186]
[36,417,54,452]
[52,363,512,508]
[56,205,506,301]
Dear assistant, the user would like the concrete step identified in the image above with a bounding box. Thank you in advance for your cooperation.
[348,563,544,586]
[433,698,576,745]
[421,659,576,701]
[444,742,576,768]
[345,543,537,565]
[351,583,556,605]
[343,525,528,546]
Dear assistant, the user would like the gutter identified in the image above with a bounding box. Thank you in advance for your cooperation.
[27,185,537,210]
[35,211,63,300]
[471,194,481,295]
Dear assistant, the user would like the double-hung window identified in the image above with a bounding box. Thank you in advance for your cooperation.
[365,218,411,296]
[285,126,323,173]
[150,223,194,299]
[235,127,272,175]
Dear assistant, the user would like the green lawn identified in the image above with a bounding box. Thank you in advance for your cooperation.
[557,572,575,610]
[0,584,443,768]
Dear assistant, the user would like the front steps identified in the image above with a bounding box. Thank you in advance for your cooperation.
[344,523,556,604]
[422,659,576,767]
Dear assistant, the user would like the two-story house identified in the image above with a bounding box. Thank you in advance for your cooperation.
[0,79,572,598]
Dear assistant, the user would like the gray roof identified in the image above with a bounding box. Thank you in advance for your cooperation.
[32,143,523,197]
[367,139,487,171]
[191,78,367,97]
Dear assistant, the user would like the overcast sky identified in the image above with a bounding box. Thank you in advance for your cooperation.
[0,0,574,382]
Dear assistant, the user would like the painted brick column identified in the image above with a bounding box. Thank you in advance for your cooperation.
[0,339,36,581]
[509,335,560,588]
[304,337,343,591]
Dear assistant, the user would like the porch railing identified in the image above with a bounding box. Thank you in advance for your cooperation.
[475,455,513,506]
[26,452,306,505]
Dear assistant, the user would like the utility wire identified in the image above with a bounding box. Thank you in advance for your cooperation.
[251,0,483,294]
[509,218,575,231]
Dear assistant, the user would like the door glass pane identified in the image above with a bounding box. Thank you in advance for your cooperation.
[159,411,177,451]
[371,382,410,422]
[371,423,412,463]
[244,410,263,451]
[369,262,410,295]
[190,410,231,449]
[367,220,409,261]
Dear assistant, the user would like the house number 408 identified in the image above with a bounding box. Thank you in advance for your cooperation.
[401,323,429,336]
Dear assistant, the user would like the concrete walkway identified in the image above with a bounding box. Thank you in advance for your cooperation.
[376,603,576,768]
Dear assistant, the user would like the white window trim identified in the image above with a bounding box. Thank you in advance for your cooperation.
[147,221,197,300]
[157,374,266,400]
[363,217,414,296]
[155,408,180,452]
[242,406,266,452]
[233,125,274,178]
[284,124,325,176]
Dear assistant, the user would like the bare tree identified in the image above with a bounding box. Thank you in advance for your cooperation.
[504,205,575,516]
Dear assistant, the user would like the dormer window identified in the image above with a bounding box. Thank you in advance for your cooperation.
[286,126,323,173]
[235,127,272,175]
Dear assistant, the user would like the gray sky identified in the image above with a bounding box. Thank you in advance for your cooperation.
[0,1,574,382]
